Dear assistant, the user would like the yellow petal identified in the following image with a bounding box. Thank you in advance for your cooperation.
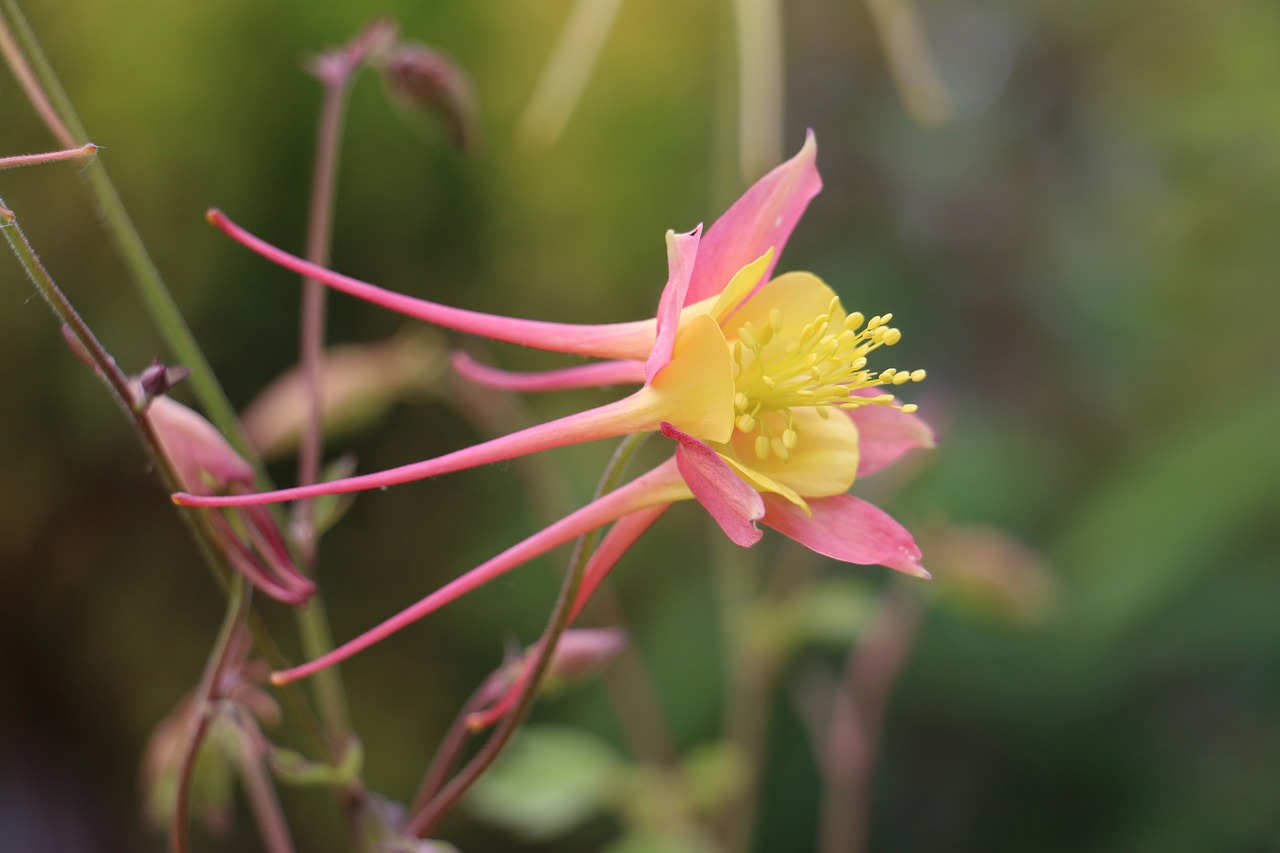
[723,406,860,499]
[718,454,808,510]
[626,313,736,443]
[723,271,843,340]
[708,249,775,324]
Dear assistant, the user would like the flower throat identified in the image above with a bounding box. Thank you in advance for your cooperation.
[729,296,924,461]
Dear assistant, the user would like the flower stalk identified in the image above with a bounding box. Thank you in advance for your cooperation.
[0,0,250,455]
[171,576,252,853]
[404,431,650,838]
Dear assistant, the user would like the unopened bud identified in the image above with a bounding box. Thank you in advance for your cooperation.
[542,627,627,688]
[240,331,446,460]
[377,43,479,151]
[149,397,314,605]
[137,359,192,405]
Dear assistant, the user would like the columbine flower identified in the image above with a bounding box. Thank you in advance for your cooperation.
[174,133,933,681]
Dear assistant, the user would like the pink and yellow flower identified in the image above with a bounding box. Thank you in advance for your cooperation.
[174,133,934,681]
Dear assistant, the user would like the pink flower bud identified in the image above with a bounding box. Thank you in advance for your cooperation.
[377,43,479,151]
[467,628,628,731]
[240,332,446,460]
[149,396,256,496]
[149,397,314,605]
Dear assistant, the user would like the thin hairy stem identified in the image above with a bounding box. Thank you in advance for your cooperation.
[236,725,297,853]
[405,432,650,837]
[171,578,252,853]
[818,585,921,853]
[0,0,250,455]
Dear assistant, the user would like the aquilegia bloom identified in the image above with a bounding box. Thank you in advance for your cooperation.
[175,133,934,682]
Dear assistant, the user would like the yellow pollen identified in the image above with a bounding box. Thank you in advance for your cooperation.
[730,297,924,461]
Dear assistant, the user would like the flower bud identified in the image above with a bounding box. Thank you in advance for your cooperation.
[240,331,446,460]
[149,397,314,605]
[376,43,479,151]
[467,628,628,731]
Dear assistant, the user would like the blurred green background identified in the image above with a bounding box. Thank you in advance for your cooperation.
[3,0,1279,851]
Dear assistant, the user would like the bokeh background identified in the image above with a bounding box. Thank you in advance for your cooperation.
[2,0,1279,851]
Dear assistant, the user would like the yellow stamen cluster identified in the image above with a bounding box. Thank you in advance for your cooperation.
[730,298,924,460]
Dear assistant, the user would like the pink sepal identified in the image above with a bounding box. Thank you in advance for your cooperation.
[208,210,655,361]
[645,228,701,382]
[148,397,255,495]
[177,389,659,507]
[847,393,936,478]
[761,493,929,577]
[685,131,822,305]
[271,459,688,684]
[661,423,764,547]
[571,504,671,622]
[451,351,644,392]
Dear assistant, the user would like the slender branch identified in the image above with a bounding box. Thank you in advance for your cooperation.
[1,15,361,837]
[0,142,97,172]
[0,0,251,457]
[170,577,252,853]
[405,432,649,837]
[235,719,297,853]
[710,532,769,853]
[0,4,76,147]
[2,16,365,844]
[0,200,157,456]
[293,49,356,556]
[407,677,500,813]
[818,584,921,853]
[287,20,399,773]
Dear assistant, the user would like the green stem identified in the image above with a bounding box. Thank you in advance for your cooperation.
[711,531,768,853]
[293,49,354,554]
[405,432,650,838]
[0,200,164,470]
[287,21,400,778]
[236,720,298,853]
[171,575,253,853]
[0,0,251,458]
[2,4,361,817]
[295,595,352,756]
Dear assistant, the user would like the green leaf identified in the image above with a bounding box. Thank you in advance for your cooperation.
[464,725,626,840]
[269,736,363,787]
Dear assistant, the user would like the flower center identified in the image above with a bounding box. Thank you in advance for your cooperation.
[729,296,924,461]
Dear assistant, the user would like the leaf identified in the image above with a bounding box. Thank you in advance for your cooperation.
[269,737,363,787]
[464,726,626,840]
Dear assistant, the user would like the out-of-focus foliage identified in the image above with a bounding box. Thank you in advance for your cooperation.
[2,0,1279,851]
